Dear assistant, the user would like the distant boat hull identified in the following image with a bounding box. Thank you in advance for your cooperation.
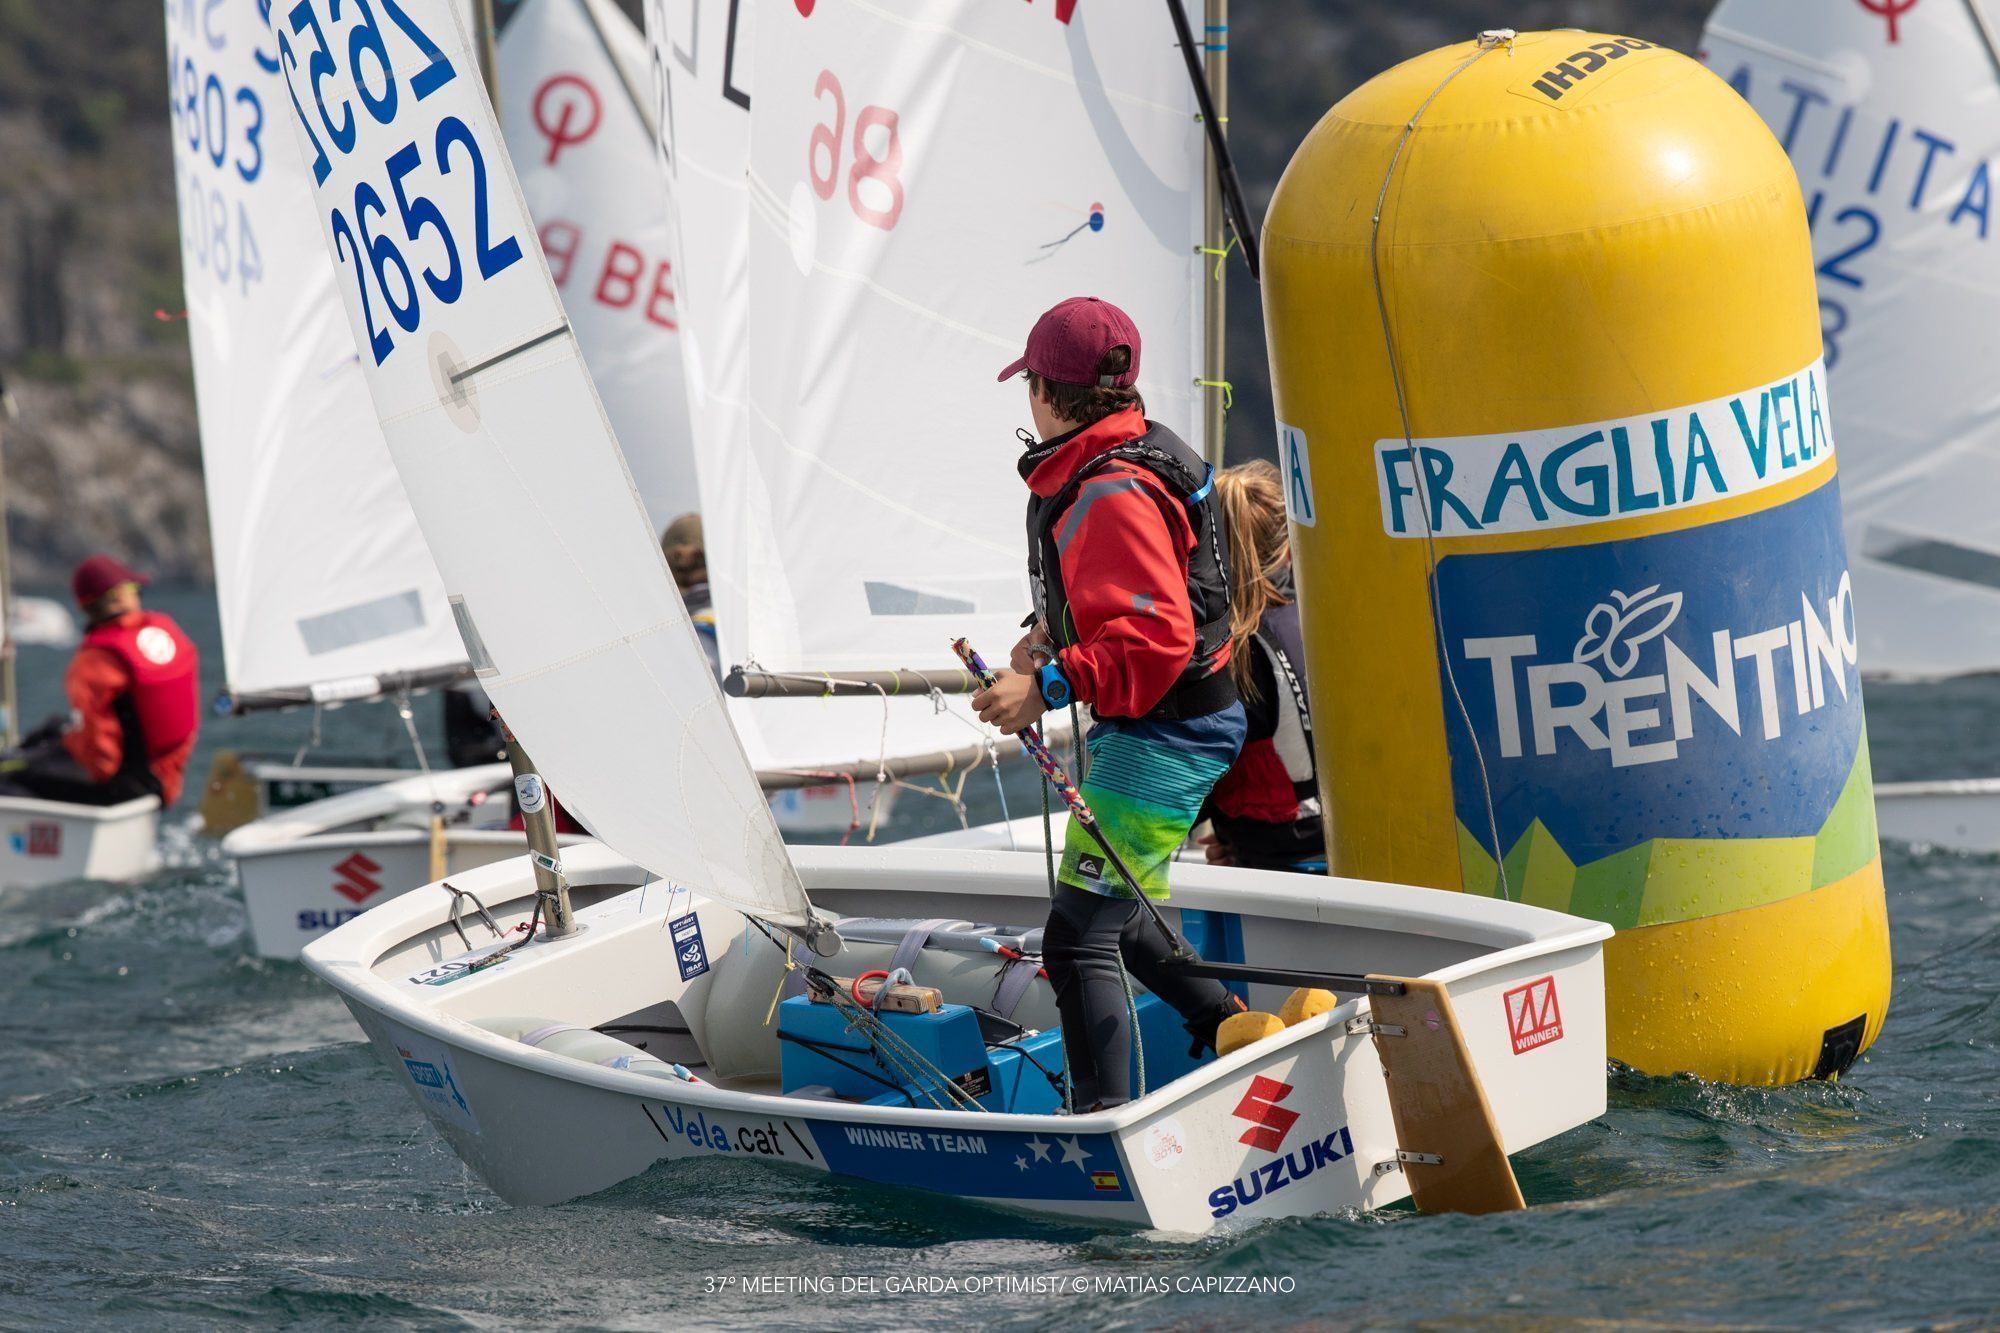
[0,794,160,888]
[223,764,577,961]
[6,595,80,648]
[304,843,1610,1227]
[1876,779,2000,854]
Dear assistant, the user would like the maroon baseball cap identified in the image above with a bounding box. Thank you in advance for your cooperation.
[997,296,1142,388]
[72,554,148,607]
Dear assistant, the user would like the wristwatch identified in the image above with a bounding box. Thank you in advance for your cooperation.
[1036,661,1074,710]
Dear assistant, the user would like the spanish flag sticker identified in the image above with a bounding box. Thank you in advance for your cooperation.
[1092,1170,1120,1193]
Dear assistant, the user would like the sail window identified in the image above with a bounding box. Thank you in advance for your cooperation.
[297,590,430,656]
[863,578,1020,618]
[1864,527,2000,593]
[448,596,498,677]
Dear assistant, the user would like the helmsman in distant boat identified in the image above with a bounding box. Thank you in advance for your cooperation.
[0,555,199,807]
[973,296,1247,1111]
[660,513,719,678]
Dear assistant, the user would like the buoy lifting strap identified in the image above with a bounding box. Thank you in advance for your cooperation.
[1968,0,2000,84]
[1366,33,1516,903]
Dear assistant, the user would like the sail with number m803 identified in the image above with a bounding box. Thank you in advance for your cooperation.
[268,0,809,928]
[168,0,466,708]
[1701,0,2000,678]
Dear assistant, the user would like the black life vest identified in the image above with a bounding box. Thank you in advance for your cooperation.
[1024,421,1236,721]
[1248,600,1318,800]
[1209,597,1324,868]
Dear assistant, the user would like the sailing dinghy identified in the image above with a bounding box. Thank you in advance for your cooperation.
[1701,0,2000,851]
[0,335,156,889]
[276,0,1609,1224]
[167,0,607,953]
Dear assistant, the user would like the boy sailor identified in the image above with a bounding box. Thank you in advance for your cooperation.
[973,296,1246,1111]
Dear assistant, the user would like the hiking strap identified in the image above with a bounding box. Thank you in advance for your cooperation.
[990,956,1041,1022]
[889,918,957,975]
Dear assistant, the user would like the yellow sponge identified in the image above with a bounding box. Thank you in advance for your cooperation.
[1279,988,1338,1027]
[1216,1011,1285,1056]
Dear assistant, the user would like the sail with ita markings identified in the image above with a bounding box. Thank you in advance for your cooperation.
[168,0,466,709]
[1702,0,2000,678]
[268,0,811,927]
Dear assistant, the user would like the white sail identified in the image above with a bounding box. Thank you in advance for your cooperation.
[270,0,809,927]
[497,0,699,532]
[642,0,989,775]
[168,0,465,704]
[1702,1,2000,678]
[741,0,1205,674]
[645,0,1202,774]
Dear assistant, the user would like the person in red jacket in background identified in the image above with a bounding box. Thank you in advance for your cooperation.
[0,555,199,807]
[973,296,1246,1111]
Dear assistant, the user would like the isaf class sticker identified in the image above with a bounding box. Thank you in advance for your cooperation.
[671,913,709,981]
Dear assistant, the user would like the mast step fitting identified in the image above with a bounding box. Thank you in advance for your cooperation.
[1373,1150,1445,1177]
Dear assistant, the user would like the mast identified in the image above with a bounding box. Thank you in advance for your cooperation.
[1199,0,1229,471]
[574,0,656,139]
[501,723,578,939]
[474,0,501,106]
[1167,0,1260,469]
[0,374,17,748]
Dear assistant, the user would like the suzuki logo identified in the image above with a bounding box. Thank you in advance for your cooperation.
[331,852,385,905]
[1232,1075,1299,1152]
[1504,976,1564,1054]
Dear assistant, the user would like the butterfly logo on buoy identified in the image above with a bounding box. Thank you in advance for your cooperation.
[1573,585,1683,679]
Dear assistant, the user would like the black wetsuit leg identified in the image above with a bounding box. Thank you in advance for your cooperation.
[0,745,154,805]
[1044,882,1239,1109]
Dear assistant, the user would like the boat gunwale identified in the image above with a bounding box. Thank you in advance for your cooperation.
[303,843,1612,1139]
[0,792,162,823]
[221,761,515,854]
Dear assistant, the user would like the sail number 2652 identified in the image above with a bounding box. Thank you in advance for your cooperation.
[276,0,522,365]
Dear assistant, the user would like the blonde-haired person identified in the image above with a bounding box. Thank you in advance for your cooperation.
[1198,460,1326,872]
[661,513,720,678]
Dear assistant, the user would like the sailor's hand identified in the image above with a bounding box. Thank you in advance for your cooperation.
[972,669,1047,736]
[1009,625,1053,674]
[1197,832,1238,867]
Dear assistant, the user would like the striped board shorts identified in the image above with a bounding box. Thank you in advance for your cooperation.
[1059,703,1247,902]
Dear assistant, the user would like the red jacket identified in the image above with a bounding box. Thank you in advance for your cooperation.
[1024,408,1227,719]
[63,611,201,806]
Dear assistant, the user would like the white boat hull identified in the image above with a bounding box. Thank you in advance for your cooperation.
[1876,778,2000,854]
[224,763,583,961]
[0,794,161,888]
[767,780,899,836]
[306,845,1610,1228]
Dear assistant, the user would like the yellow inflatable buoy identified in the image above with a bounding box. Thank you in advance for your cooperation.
[1264,31,1890,1084]
[1278,988,1338,1027]
[1216,1011,1285,1056]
